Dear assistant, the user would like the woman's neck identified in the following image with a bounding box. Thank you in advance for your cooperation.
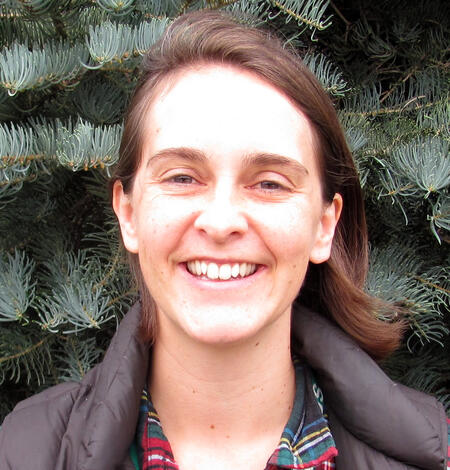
[148,315,295,469]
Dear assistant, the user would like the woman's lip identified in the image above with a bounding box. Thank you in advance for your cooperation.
[183,258,261,264]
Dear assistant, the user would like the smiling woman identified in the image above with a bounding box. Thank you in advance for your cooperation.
[113,15,398,359]
[0,10,448,470]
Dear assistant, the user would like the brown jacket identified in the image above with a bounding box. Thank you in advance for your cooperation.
[0,303,447,469]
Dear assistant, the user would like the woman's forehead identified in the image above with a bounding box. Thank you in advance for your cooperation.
[142,65,317,164]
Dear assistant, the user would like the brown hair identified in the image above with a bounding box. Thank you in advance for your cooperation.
[111,10,404,360]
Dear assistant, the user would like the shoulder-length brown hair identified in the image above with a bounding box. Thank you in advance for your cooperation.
[110,10,404,360]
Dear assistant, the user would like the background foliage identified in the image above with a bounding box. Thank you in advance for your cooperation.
[0,0,448,422]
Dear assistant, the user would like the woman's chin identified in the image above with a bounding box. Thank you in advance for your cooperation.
[155,299,292,349]
[186,327,257,347]
[173,306,287,348]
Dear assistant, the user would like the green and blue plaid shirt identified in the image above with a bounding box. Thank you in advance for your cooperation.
[131,358,337,469]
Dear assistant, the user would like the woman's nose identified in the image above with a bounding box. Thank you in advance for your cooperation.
[193,183,248,243]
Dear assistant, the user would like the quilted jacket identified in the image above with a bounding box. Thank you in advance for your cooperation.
[0,302,447,470]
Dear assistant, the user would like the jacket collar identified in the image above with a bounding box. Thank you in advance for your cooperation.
[79,302,149,469]
[291,305,446,470]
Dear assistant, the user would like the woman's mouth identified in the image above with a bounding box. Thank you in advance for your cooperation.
[186,260,257,281]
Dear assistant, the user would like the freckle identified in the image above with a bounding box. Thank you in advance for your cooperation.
[210,424,215,430]
[255,342,259,347]
[192,389,196,394]
[293,264,297,268]
[226,435,230,439]
[260,387,264,392]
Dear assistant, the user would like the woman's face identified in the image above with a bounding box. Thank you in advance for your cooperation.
[114,66,341,346]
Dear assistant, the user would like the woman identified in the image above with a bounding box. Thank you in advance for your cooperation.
[0,11,448,470]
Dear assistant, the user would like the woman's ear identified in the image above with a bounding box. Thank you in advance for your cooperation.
[309,193,343,264]
[112,180,139,254]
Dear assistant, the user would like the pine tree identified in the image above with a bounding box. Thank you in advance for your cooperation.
[0,0,448,422]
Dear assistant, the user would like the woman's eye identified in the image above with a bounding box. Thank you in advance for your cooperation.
[169,174,195,184]
[257,180,285,191]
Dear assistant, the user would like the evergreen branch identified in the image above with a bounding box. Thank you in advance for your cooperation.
[58,337,100,382]
[0,171,37,188]
[92,247,121,292]
[352,16,395,63]
[82,221,136,311]
[54,119,123,170]
[0,325,53,385]
[385,183,416,197]
[0,118,123,176]
[50,7,67,39]
[303,52,349,96]
[344,99,445,118]
[71,75,127,124]
[367,245,448,349]
[406,312,448,349]
[85,18,169,67]
[1,154,46,168]
[0,41,89,95]
[38,282,115,333]
[96,0,135,16]
[428,195,450,243]
[224,0,267,26]
[379,66,418,105]
[179,0,192,13]
[416,100,449,139]
[85,20,134,66]
[36,251,117,333]
[412,276,450,296]
[135,0,184,18]
[133,17,170,55]
[338,113,370,153]
[406,68,447,104]
[206,0,240,7]
[0,168,52,200]
[390,137,450,196]
[2,0,62,16]
[0,12,54,47]
[0,250,35,322]
[0,122,33,161]
[0,120,56,196]
[0,337,46,364]
[344,83,382,115]
[270,0,332,31]
[378,168,417,205]
[107,288,137,307]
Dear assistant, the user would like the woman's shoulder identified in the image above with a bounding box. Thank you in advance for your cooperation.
[0,372,94,469]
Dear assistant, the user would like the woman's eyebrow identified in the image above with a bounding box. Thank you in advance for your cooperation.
[146,148,309,178]
[241,153,309,177]
[146,147,208,168]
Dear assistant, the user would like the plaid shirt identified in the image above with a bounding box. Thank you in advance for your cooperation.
[131,359,337,469]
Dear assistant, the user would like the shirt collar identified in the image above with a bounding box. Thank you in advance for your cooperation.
[266,358,337,469]
[135,358,337,469]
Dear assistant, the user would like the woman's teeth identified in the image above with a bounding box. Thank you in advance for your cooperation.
[186,261,257,280]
